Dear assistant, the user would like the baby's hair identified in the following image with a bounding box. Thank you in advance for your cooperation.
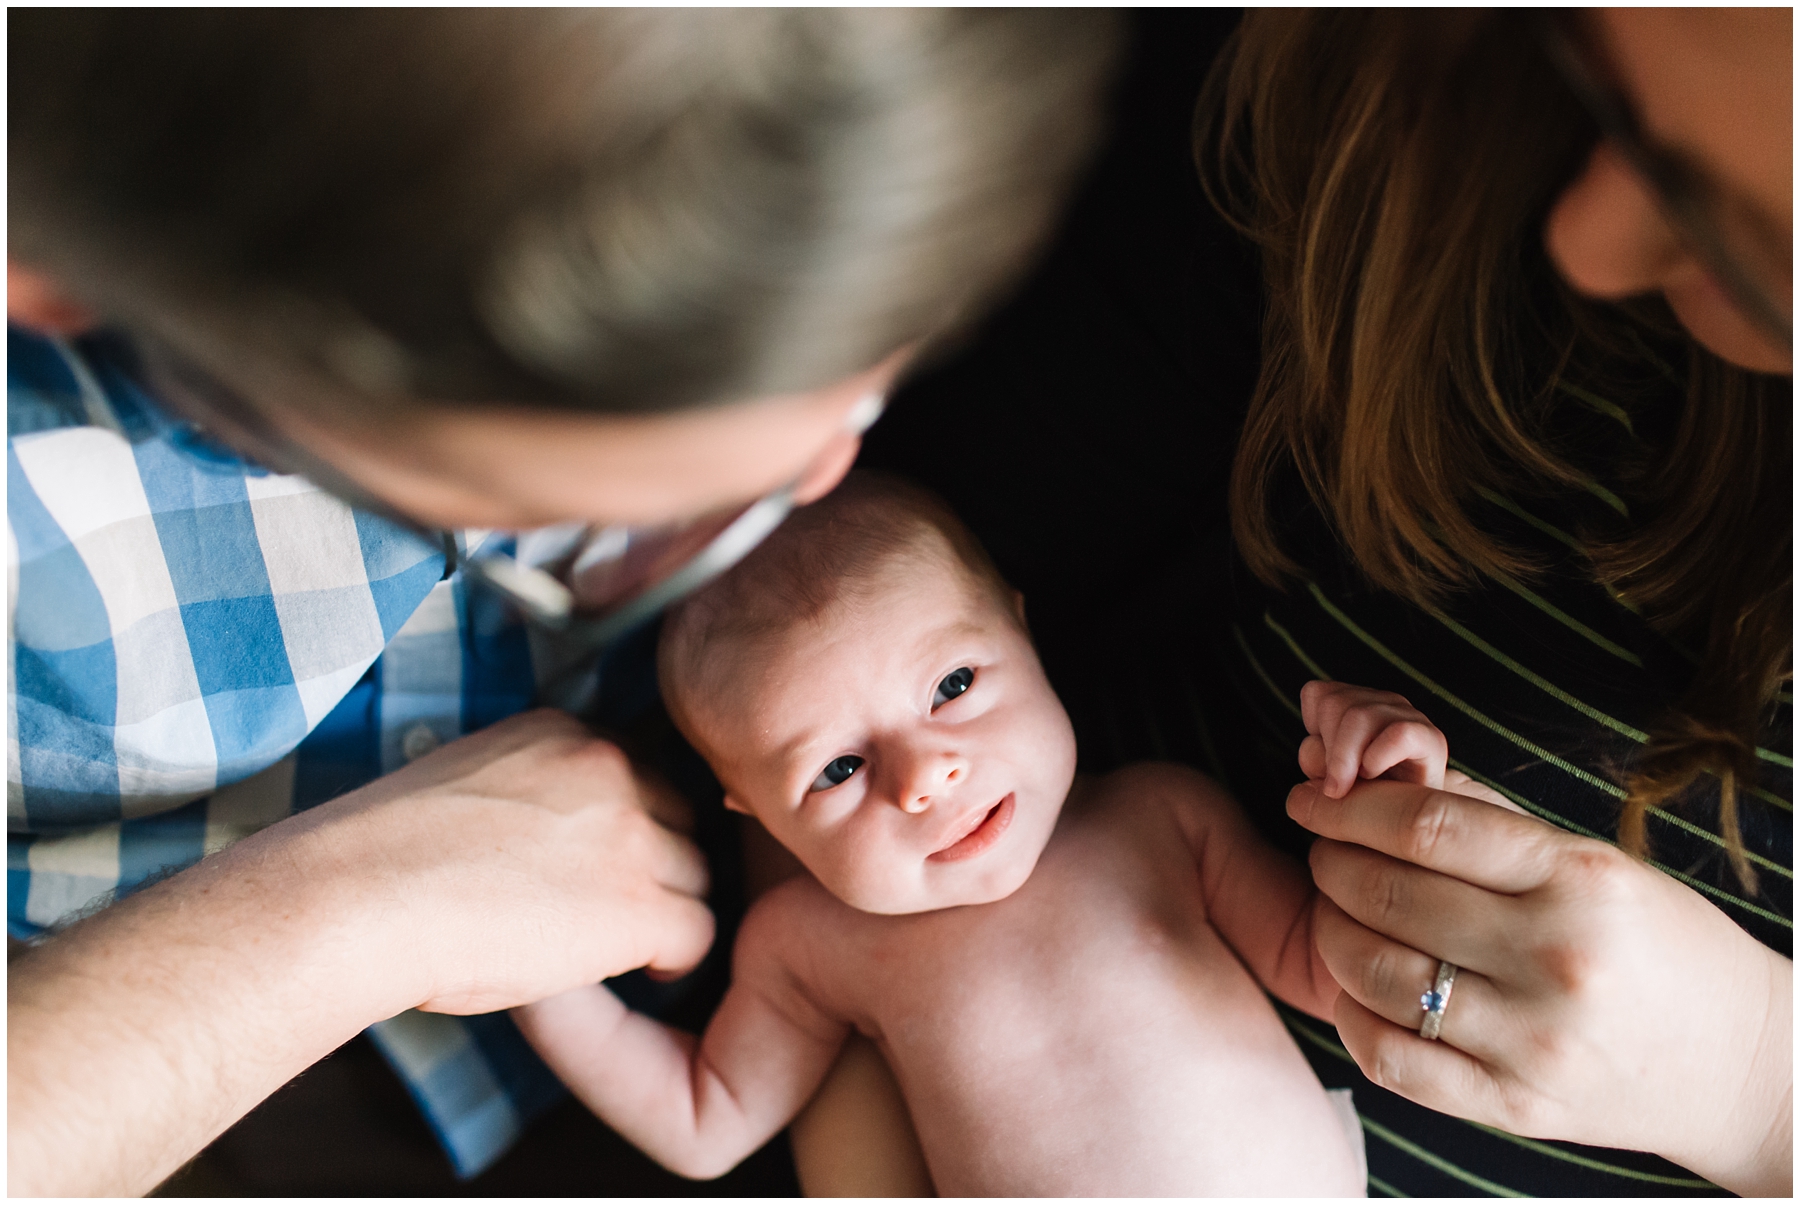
[659,470,1012,738]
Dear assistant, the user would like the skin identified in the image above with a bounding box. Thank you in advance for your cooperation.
[1297,682,1793,1196]
[1545,8,1792,372]
[1312,13,1794,1191]
[261,353,902,531]
[4,263,901,1196]
[517,555,1361,1193]
[8,712,718,1195]
[9,11,1790,1191]
[695,550,1075,915]
[5,263,900,533]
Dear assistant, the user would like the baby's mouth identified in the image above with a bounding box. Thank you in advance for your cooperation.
[927,793,1015,863]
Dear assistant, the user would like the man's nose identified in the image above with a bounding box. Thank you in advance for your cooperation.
[896,749,966,814]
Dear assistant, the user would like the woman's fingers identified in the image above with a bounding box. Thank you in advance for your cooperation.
[1441,770,1531,816]
[1307,837,1519,972]
[1288,777,1564,894]
[1332,993,1511,1131]
[1311,896,1504,1061]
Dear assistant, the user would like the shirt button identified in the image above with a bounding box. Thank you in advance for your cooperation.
[402,724,442,762]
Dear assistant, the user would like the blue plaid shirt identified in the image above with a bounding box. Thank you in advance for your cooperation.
[7,325,565,1177]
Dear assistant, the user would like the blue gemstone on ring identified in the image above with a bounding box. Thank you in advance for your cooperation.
[1421,990,1445,1013]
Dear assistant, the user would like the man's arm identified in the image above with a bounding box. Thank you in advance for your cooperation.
[8,826,421,1197]
[514,890,851,1181]
[7,710,714,1197]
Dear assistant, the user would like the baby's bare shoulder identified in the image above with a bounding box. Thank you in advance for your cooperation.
[738,874,878,981]
[1078,761,1251,854]
[737,875,906,1026]
[739,873,845,951]
[1085,761,1236,820]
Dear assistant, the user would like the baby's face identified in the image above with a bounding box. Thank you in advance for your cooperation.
[698,552,1077,914]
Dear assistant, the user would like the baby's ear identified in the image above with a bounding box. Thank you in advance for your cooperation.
[722,793,753,816]
[1011,589,1028,627]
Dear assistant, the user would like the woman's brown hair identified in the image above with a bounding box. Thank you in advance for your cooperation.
[1198,9,1790,886]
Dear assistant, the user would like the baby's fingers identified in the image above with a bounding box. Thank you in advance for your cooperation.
[1362,721,1447,789]
[1299,734,1329,782]
[1318,705,1393,798]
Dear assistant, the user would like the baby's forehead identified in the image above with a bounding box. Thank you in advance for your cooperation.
[759,543,994,655]
[688,556,1002,747]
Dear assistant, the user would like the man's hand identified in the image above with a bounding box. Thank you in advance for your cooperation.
[327,708,715,1014]
[8,708,714,1197]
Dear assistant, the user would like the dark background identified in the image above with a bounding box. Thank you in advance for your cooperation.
[156,9,1260,1194]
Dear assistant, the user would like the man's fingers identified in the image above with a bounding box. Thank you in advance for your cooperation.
[640,893,716,979]
[1308,837,1519,973]
[1312,896,1507,1062]
[1288,778,1564,893]
[648,825,711,898]
[1333,993,1511,1130]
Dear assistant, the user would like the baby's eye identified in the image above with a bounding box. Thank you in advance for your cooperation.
[932,667,974,710]
[809,755,865,793]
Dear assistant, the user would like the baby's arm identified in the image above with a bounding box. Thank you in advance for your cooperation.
[1180,685,1509,1022]
[512,892,850,1180]
[1153,765,1342,1022]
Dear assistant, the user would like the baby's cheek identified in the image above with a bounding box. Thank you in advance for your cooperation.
[1030,700,1079,797]
[817,820,920,913]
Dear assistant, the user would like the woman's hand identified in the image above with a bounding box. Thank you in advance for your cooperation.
[1289,778,1793,1197]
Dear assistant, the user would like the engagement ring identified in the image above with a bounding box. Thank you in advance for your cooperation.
[1419,960,1458,1041]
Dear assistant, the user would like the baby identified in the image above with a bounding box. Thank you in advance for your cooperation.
[518,472,1445,1195]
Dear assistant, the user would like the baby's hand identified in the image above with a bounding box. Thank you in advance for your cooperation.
[1298,681,1446,800]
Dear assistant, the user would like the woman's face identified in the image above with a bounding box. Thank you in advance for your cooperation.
[1544,8,1791,374]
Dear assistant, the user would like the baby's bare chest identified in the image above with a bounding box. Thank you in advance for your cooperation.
[826,820,1241,1077]
[804,818,1295,1194]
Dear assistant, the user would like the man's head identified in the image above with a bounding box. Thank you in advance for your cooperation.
[660,472,1077,914]
[8,10,1117,530]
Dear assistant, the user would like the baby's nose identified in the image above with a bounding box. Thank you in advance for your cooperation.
[901,756,964,814]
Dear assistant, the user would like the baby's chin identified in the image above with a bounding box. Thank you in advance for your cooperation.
[823,842,1045,916]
